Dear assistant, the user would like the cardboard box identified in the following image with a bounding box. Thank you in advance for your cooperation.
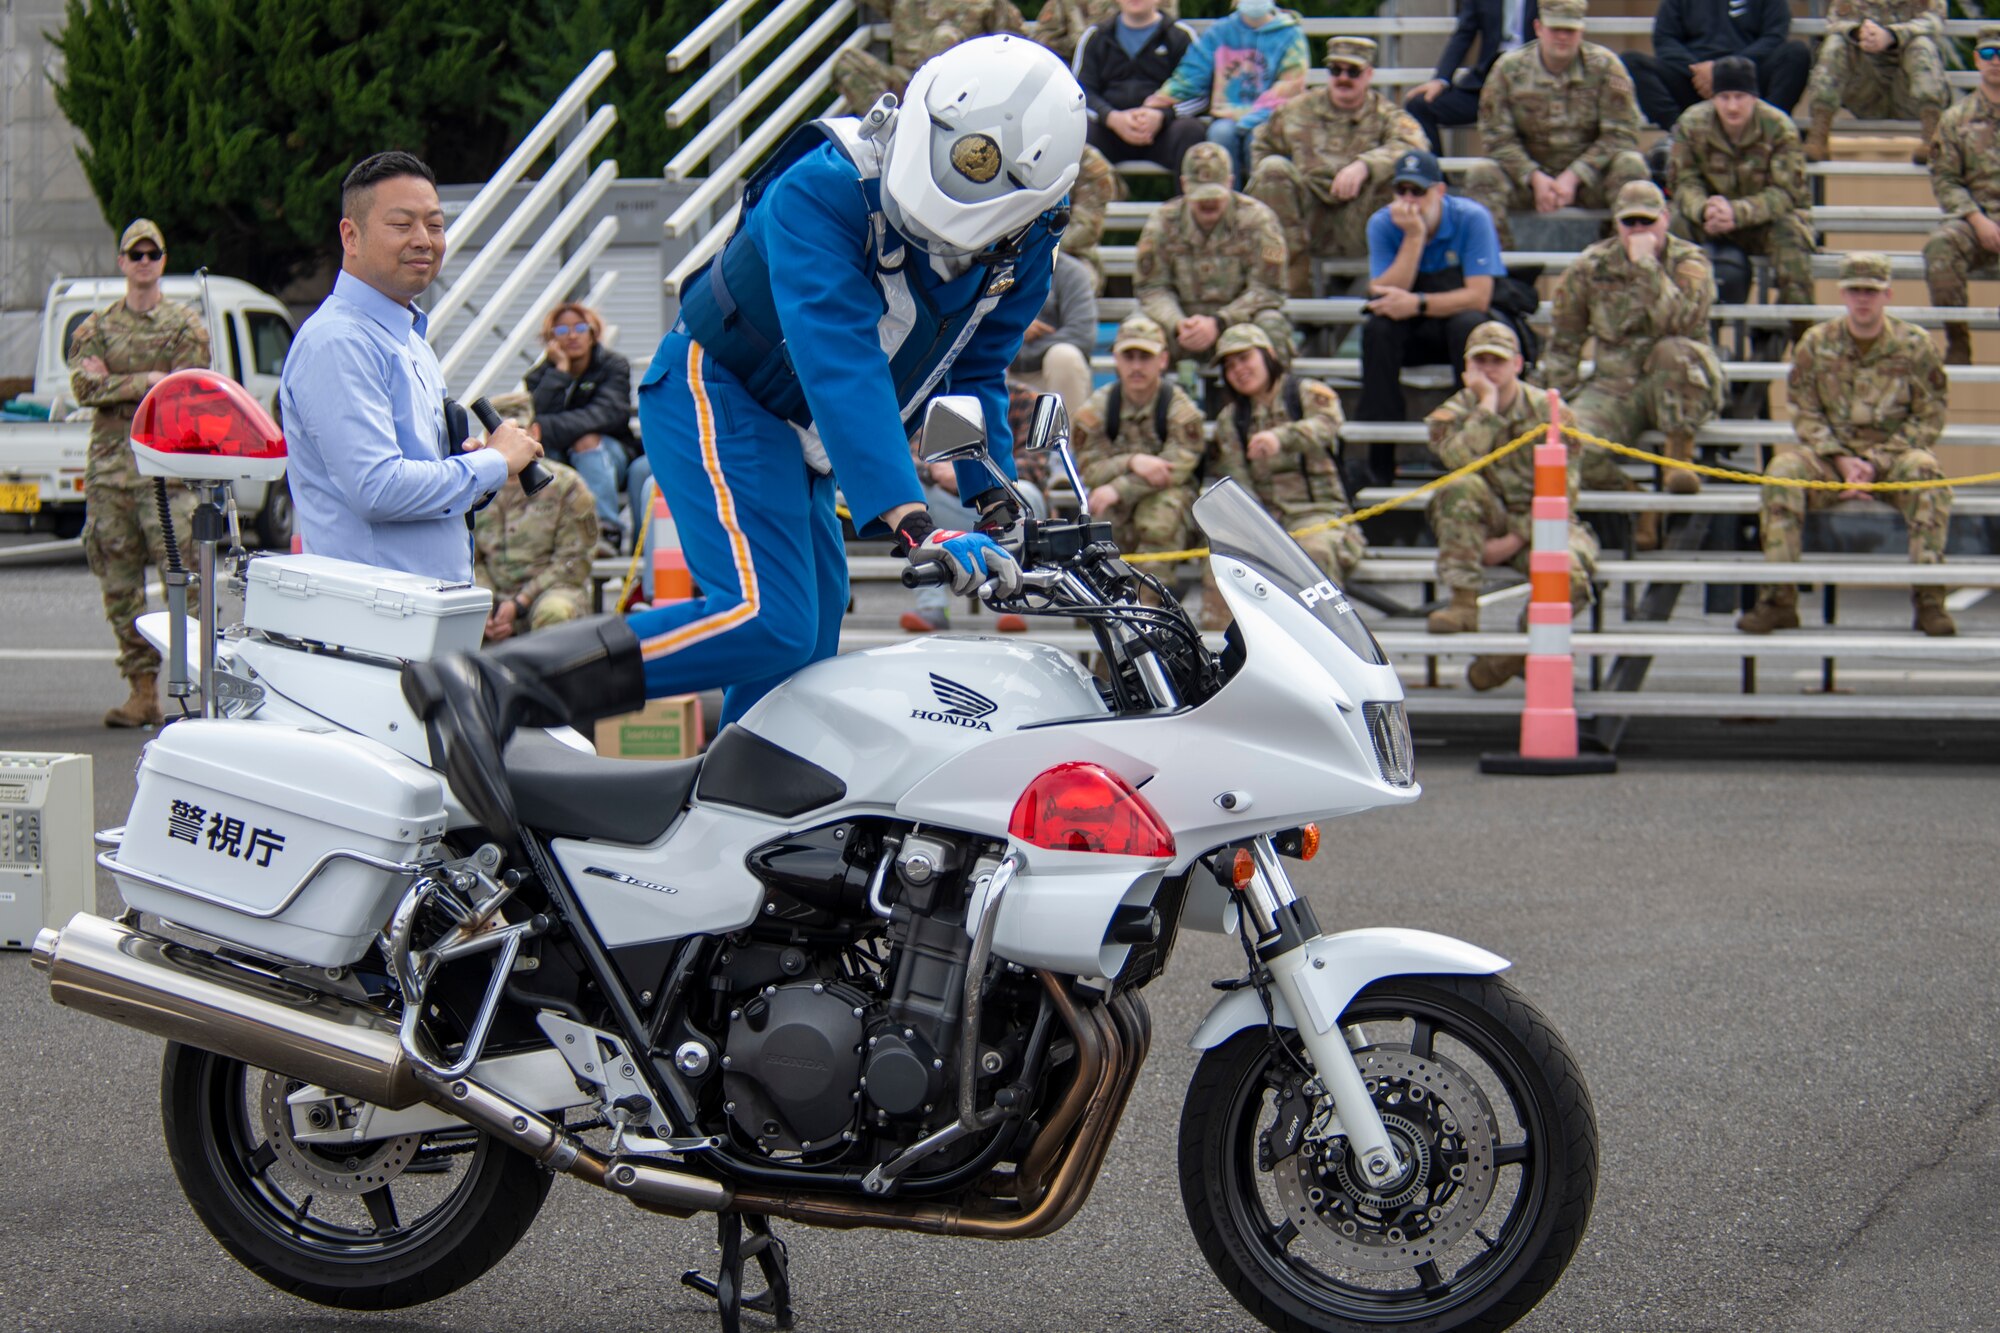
[594,694,705,761]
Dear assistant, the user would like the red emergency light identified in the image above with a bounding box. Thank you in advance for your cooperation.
[130,369,288,482]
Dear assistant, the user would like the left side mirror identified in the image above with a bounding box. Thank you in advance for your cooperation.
[918,394,989,466]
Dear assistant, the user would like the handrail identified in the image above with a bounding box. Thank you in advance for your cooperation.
[668,3,862,178]
[664,200,737,292]
[443,51,615,256]
[667,0,828,130]
[460,219,620,403]
[668,20,881,186]
[429,104,619,342]
[666,0,764,74]
[666,33,865,237]
[439,161,620,386]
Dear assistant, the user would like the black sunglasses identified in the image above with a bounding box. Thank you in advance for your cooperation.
[1328,62,1368,78]
[125,248,163,262]
[1980,44,2000,59]
[1616,215,1655,228]
[1393,183,1430,197]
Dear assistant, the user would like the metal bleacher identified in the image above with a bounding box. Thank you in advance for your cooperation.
[640,3,2000,729]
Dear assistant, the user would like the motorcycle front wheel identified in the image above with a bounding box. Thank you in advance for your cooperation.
[160,1042,554,1309]
[1179,974,1597,1333]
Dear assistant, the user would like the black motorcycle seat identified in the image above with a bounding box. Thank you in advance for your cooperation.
[503,730,701,845]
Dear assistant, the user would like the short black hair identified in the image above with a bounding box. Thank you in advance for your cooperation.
[341,151,437,222]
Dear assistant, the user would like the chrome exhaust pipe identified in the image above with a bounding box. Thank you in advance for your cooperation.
[33,914,733,1216]
[33,914,423,1108]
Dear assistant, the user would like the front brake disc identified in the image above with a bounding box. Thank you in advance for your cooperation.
[1272,1046,1502,1273]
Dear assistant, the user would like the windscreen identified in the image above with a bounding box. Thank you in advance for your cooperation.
[1193,479,1387,667]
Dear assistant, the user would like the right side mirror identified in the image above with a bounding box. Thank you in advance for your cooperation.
[1024,393,1069,455]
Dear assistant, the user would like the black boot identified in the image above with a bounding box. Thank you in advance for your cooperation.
[401,615,647,836]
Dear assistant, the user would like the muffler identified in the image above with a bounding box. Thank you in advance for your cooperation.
[34,913,424,1108]
[32,913,732,1217]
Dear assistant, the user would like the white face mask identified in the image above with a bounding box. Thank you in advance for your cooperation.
[1237,0,1276,19]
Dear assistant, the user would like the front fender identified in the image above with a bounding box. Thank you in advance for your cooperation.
[1188,927,1510,1050]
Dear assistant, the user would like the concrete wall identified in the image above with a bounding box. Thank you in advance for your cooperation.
[0,0,117,375]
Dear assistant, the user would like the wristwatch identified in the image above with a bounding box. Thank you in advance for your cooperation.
[1417,294,1430,317]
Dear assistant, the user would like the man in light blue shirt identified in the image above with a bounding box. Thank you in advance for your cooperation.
[280,151,540,581]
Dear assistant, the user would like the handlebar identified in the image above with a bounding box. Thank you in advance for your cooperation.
[472,398,552,496]
[900,565,951,589]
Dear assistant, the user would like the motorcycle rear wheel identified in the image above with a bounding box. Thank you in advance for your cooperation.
[160,1042,553,1309]
[1179,974,1597,1333]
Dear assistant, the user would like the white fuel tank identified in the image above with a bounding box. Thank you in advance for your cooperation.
[735,636,1108,810]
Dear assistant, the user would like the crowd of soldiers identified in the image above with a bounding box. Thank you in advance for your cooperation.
[67,1,1983,722]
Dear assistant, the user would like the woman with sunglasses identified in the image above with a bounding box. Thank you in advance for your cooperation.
[524,303,634,553]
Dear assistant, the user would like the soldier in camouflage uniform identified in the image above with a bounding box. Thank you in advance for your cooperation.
[69,219,211,728]
[1073,314,1207,558]
[1739,253,1956,636]
[1461,0,1649,250]
[1246,36,1428,297]
[831,0,1023,113]
[1667,56,1816,314]
[1423,321,1598,691]
[1802,0,1949,164]
[1208,321,1362,581]
[1922,25,2000,365]
[1136,143,1294,366]
[1546,181,1725,550]
[473,460,599,640]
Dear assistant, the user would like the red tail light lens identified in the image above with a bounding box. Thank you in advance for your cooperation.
[130,369,285,459]
[1008,762,1176,858]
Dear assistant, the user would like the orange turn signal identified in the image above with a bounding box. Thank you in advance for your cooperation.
[1298,824,1320,861]
[1231,848,1255,890]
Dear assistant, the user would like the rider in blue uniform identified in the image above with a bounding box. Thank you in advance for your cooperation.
[630,35,1089,725]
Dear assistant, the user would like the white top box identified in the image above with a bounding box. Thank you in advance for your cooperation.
[245,553,493,661]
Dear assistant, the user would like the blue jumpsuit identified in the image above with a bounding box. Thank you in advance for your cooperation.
[632,125,1061,725]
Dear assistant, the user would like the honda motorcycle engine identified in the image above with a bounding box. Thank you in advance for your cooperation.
[715,823,992,1159]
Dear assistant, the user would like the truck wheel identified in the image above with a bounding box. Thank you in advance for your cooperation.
[256,478,294,550]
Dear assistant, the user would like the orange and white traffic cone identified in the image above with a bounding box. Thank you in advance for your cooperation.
[1480,390,1616,776]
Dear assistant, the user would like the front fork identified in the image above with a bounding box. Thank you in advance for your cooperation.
[1238,836,1405,1184]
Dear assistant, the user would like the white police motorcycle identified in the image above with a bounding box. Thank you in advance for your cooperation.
[33,374,1596,1333]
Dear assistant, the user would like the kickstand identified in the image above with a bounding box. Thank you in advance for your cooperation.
[681,1211,794,1333]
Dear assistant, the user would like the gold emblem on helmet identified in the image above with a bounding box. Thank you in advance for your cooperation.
[950,133,1002,184]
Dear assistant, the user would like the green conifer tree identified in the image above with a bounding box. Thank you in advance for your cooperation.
[52,0,518,292]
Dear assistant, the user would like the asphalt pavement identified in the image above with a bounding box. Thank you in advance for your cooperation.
[1,543,1996,1333]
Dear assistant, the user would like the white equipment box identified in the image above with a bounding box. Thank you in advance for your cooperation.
[0,753,95,948]
[244,553,492,661]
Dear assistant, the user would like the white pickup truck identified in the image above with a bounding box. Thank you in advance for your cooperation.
[0,275,296,544]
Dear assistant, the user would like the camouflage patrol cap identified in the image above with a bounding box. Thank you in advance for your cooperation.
[1838,251,1893,290]
[1112,313,1169,354]
[1613,179,1666,221]
[1215,323,1277,359]
[1180,142,1234,202]
[1539,0,1587,30]
[1324,36,1377,70]
[118,219,165,252]
[1463,321,1521,361]
[1978,22,2000,49]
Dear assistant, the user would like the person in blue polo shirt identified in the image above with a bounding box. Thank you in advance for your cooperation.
[1356,147,1509,486]
[628,36,1085,726]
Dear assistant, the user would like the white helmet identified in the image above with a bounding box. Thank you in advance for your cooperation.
[881,34,1086,256]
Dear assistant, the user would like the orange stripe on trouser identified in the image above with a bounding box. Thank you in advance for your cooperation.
[638,341,759,659]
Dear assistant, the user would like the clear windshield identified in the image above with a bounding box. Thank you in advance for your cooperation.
[1193,479,1387,667]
